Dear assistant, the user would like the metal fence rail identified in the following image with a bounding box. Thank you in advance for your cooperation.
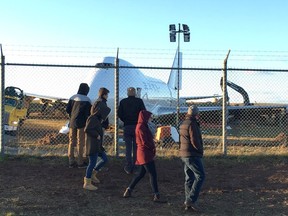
[1,49,287,158]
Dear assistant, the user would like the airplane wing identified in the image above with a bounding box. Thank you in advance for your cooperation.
[182,95,222,101]
[25,92,68,103]
[150,103,287,128]
[24,92,70,125]
[150,105,222,116]
[227,104,287,111]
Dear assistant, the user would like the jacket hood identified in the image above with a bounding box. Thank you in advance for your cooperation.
[137,110,152,124]
[77,83,90,95]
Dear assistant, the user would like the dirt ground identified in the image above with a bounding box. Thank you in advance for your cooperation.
[0,154,287,216]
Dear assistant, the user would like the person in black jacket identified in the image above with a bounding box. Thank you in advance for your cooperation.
[179,105,205,212]
[94,88,110,131]
[118,87,146,174]
[91,88,110,178]
[66,83,91,168]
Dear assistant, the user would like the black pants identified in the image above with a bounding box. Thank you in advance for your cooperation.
[123,125,137,170]
[128,160,159,194]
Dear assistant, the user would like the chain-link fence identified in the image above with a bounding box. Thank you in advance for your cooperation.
[1,48,287,157]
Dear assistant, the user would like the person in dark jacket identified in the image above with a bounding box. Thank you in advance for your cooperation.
[117,87,146,174]
[179,105,205,212]
[83,88,111,191]
[66,83,91,168]
[122,110,165,203]
[95,88,110,130]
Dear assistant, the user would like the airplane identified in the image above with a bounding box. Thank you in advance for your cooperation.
[54,52,220,133]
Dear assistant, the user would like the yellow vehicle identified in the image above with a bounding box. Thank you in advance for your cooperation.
[4,86,28,136]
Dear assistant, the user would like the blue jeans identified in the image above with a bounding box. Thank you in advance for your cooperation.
[86,154,98,178]
[85,152,108,178]
[95,151,108,171]
[181,157,205,203]
[124,125,137,170]
[128,161,159,195]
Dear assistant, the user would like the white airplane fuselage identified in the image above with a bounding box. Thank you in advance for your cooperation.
[85,57,178,124]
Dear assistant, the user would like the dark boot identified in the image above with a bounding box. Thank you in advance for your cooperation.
[69,161,77,168]
[153,194,167,203]
[184,200,201,212]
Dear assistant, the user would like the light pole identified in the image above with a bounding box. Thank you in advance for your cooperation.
[169,23,190,130]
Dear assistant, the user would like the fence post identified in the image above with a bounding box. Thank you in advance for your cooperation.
[285,108,288,147]
[114,48,119,157]
[222,50,230,156]
[0,44,5,157]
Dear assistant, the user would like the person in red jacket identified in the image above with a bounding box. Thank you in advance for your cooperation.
[122,110,164,202]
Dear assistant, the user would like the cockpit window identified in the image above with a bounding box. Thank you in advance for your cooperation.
[95,63,114,68]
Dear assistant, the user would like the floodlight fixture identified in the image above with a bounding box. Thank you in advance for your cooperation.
[169,23,190,42]
[169,24,176,32]
[170,33,176,42]
[182,24,190,32]
[184,32,190,42]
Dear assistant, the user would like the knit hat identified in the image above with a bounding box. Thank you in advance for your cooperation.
[187,105,199,116]
[127,87,136,96]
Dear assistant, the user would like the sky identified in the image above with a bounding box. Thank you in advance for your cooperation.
[1,0,288,50]
[1,0,288,103]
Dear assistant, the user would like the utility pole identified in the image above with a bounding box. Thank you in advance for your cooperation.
[169,23,190,128]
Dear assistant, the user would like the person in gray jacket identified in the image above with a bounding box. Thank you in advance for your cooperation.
[66,83,91,168]
[179,105,205,212]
